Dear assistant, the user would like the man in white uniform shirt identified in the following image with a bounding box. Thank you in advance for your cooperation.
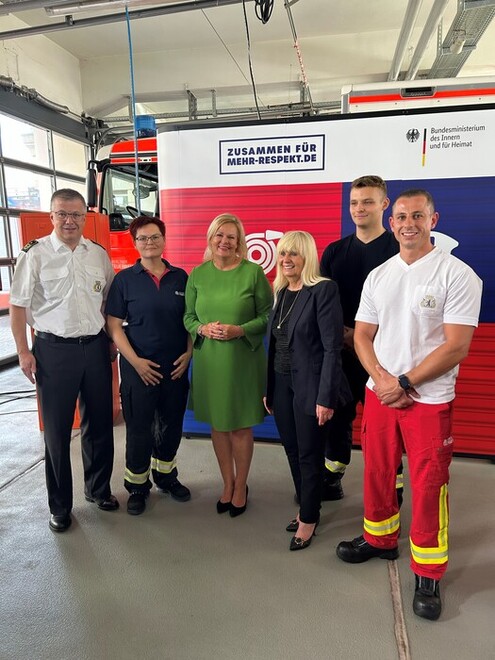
[10,189,119,533]
[335,189,482,621]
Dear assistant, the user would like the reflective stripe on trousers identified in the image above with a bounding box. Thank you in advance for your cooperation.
[361,389,453,580]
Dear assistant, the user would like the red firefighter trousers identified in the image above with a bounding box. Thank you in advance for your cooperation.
[361,389,453,580]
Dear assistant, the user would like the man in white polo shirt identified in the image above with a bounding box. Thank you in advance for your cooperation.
[336,189,482,621]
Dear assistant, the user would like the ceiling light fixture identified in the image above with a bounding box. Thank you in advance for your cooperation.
[45,0,181,17]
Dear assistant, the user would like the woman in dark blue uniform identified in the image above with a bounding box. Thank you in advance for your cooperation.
[106,216,192,515]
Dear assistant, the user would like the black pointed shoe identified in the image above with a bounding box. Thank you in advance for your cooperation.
[49,514,72,533]
[289,525,317,551]
[229,485,248,518]
[413,574,442,621]
[216,500,231,514]
[336,535,399,563]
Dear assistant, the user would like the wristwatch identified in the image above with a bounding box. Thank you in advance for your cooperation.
[398,374,412,391]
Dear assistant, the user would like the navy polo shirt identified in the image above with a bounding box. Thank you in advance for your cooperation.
[105,259,188,372]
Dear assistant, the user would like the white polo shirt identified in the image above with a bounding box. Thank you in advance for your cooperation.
[10,231,115,338]
[356,247,482,404]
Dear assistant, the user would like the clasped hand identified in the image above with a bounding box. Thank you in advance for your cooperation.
[201,320,241,341]
[373,365,419,409]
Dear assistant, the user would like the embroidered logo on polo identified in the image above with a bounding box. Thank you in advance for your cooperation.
[420,295,436,309]
[175,291,185,296]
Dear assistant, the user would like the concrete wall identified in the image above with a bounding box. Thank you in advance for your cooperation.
[0,16,83,115]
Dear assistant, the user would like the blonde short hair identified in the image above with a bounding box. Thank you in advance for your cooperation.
[203,213,248,261]
[273,231,326,301]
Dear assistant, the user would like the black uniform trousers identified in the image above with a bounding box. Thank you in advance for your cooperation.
[119,356,189,494]
[272,371,326,524]
[324,349,404,498]
[33,332,114,516]
[324,349,366,468]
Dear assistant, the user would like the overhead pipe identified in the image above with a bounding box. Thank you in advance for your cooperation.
[387,0,422,81]
[0,0,247,40]
[0,74,70,113]
[405,0,451,80]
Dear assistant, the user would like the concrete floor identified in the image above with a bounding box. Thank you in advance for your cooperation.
[1,364,494,660]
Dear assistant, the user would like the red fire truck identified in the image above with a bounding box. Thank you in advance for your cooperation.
[87,136,159,272]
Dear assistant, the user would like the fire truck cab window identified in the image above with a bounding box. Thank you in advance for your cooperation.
[102,167,158,230]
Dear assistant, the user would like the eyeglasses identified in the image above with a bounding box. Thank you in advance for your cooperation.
[135,233,163,244]
[53,211,86,221]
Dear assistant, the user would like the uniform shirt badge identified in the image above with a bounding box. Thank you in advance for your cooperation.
[420,294,436,309]
[93,280,102,293]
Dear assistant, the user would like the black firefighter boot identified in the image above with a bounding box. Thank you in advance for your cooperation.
[321,471,344,501]
[413,574,442,621]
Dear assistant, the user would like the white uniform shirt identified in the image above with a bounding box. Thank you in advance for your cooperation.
[10,231,115,338]
[356,247,482,404]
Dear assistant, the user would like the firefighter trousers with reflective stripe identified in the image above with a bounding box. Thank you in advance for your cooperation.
[120,355,189,494]
[361,389,453,580]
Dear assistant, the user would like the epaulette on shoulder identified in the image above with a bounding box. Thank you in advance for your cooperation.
[22,239,39,253]
[89,239,105,250]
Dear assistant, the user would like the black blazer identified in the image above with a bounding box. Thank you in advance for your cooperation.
[266,280,352,416]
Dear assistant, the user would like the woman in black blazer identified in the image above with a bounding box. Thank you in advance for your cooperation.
[265,231,352,551]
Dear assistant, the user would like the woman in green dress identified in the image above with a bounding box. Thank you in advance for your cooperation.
[184,214,272,517]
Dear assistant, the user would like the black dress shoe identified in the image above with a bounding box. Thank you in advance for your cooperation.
[157,479,191,502]
[49,514,72,533]
[289,525,317,551]
[336,535,399,563]
[229,485,248,518]
[216,500,231,514]
[413,574,442,621]
[127,491,149,516]
[85,494,120,511]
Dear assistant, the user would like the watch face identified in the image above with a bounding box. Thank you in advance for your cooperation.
[399,375,411,390]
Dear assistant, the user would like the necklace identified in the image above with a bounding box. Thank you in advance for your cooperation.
[277,288,301,329]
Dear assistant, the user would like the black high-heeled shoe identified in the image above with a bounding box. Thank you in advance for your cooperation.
[216,500,231,514]
[229,485,248,518]
[289,522,318,551]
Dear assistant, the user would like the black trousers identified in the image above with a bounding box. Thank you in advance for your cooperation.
[324,350,404,490]
[272,371,325,524]
[324,350,366,468]
[33,332,114,516]
[120,356,189,494]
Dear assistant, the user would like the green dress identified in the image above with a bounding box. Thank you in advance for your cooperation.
[184,259,273,432]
